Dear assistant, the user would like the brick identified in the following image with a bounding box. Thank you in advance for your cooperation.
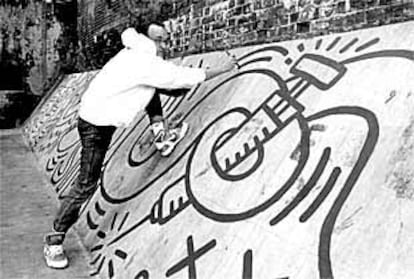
[70,0,414,61]
[263,0,276,8]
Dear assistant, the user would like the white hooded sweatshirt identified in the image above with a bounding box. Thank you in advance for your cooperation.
[78,28,206,127]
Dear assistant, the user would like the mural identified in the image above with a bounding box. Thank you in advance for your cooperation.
[23,22,414,279]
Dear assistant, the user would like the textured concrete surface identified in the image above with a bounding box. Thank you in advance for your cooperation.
[0,129,90,279]
[21,22,414,279]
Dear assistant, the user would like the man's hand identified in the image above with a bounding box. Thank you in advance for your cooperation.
[223,50,240,71]
[205,51,239,81]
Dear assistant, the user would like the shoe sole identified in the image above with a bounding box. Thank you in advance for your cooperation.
[44,258,69,269]
[44,247,69,269]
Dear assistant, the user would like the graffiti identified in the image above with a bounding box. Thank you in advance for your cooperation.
[24,23,414,279]
[134,270,150,279]
[87,32,413,278]
[98,36,389,201]
[384,90,397,104]
[24,72,96,152]
[166,236,216,278]
[88,201,130,278]
[22,72,97,196]
[242,250,253,279]
[23,69,145,196]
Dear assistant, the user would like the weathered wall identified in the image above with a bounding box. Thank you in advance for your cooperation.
[0,1,61,94]
[76,0,173,69]
[0,90,39,128]
[165,0,414,55]
[23,22,414,279]
[77,0,414,65]
[2,1,413,91]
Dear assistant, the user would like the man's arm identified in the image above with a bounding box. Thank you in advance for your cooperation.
[156,88,190,97]
[140,53,238,90]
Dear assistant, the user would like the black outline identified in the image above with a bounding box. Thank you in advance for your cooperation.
[165,236,217,278]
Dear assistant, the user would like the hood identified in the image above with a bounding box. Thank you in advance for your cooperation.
[121,28,156,56]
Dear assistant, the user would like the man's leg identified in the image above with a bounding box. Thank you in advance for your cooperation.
[44,118,115,269]
[146,89,164,125]
[146,89,190,156]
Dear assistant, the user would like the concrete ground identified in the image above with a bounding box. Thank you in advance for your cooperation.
[0,129,90,279]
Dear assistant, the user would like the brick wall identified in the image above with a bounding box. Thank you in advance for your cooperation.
[77,0,413,65]
[165,0,414,57]
[2,0,413,89]
[77,0,175,68]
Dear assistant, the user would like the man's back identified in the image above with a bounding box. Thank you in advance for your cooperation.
[78,29,159,127]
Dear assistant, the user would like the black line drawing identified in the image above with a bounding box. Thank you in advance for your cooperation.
[107,176,188,246]
[97,38,412,278]
[30,32,414,279]
[326,37,341,51]
[98,35,394,203]
[242,249,253,279]
[165,236,217,278]
[88,206,130,278]
[134,270,149,279]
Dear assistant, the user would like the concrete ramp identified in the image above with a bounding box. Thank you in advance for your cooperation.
[23,22,414,279]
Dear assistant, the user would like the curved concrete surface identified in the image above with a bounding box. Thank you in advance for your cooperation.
[23,22,414,279]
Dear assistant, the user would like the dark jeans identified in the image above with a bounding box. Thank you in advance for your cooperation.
[53,88,189,235]
[53,118,115,233]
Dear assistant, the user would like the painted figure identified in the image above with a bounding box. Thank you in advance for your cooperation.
[43,21,238,269]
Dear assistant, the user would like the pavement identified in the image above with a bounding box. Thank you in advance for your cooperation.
[0,129,90,279]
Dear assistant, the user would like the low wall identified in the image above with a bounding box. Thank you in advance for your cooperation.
[23,22,414,279]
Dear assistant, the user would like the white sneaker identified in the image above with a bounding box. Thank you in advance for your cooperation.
[152,122,189,156]
[44,233,69,269]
